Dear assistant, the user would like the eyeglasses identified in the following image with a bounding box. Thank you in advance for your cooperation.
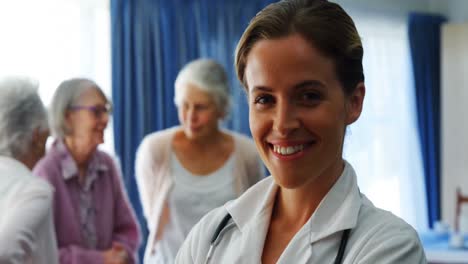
[69,103,113,118]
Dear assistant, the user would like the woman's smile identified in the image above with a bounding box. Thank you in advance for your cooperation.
[267,140,316,161]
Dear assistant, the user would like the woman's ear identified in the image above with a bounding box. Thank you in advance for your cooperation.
[64,111,73,134]
[345,82,365,125]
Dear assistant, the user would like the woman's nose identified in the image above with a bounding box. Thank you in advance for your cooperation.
[186,107,197,122]
[100,113,109,126]
[272,101,300,137]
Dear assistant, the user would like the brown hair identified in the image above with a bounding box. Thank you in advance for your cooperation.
[235,0,364,96]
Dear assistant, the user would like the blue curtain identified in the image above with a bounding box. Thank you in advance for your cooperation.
[111,0,275,259]
[408,13,446,229]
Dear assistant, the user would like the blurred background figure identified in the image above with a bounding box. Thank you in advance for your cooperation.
[0,77,58,264]
[33,78,140,264]
[135,58,264,263]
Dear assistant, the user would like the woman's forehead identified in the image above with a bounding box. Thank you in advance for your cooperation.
[245,34,337,91]
[180,83,215,100]
[76,86,107,104]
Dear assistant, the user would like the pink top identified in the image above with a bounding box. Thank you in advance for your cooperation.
[33,140,141,264]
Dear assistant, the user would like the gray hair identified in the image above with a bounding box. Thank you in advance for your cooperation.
[174,59,231,116]
[49,78,107,139]
[0,77,48,158]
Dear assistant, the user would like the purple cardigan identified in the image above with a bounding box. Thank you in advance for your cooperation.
[33,140,140,264]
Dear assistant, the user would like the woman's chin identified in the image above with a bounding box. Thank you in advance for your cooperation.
[270,169,313,190]
[86,138,103,152]
[95,140,104,148]
[95,134,105,145]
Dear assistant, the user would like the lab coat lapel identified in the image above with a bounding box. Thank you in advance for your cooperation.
[225,177,278,263]
[308,161,361,243]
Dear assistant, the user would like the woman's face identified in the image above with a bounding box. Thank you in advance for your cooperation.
[177,83,223,140]
[66,87,109,150]
[245,33,364,191]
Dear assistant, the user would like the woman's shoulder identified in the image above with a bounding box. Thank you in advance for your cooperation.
[355,195,422,247]
[142,127,179,144]
[3,161,53,197]
[136,127,179,165]
[349,197,425,262]
[137,127,179,156]
[19,175,54,199]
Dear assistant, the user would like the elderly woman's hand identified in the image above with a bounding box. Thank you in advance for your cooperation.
[103,242,129,264]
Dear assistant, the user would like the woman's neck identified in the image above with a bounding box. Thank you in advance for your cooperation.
[273,188,322,229]
[182,128,225,149]
[63,137,94,170]
[272,160,345,228]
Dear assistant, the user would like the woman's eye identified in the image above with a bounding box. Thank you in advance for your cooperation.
[195,105,208,111]
[253,95,274,105]
[299,92,322,104]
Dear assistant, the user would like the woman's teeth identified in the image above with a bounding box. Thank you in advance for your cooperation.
[273,144,304,155]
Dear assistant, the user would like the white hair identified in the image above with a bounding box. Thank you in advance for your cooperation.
[174,59,231,116]
[0,76,48,158]
[49,78,107,139]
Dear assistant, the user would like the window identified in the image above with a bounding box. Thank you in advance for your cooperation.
[0,0,113,154]
[343,11,428,230]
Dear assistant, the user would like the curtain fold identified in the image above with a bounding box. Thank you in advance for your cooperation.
[408,13,447,228]
[111,0,275,258]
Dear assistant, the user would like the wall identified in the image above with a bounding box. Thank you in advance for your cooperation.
[441,23,468,229]
[334,0,433,16]
[333,0,468,22]
[430,0,468,229]
[429,0,468,23]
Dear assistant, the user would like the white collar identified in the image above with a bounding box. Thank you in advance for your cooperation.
[225,161,362,242]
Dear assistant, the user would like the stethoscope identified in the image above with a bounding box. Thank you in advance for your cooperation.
[205,213,351,264]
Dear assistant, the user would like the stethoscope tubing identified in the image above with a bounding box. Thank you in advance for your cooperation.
[206,213,351,264]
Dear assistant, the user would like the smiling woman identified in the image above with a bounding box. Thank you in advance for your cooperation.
[33,78,141,264]
[175,1,426,263]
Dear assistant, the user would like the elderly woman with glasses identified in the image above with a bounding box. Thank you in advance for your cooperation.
[33,78,140,264]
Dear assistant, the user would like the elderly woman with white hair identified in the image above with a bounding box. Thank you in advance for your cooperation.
[0,77,58,264]
[135,58,264,263]
[33,78,140,264]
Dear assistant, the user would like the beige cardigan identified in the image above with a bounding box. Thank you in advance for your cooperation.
[135,126,264,258]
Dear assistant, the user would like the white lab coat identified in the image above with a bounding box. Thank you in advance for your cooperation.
[0,156,58,264]
[176,161,427,264]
